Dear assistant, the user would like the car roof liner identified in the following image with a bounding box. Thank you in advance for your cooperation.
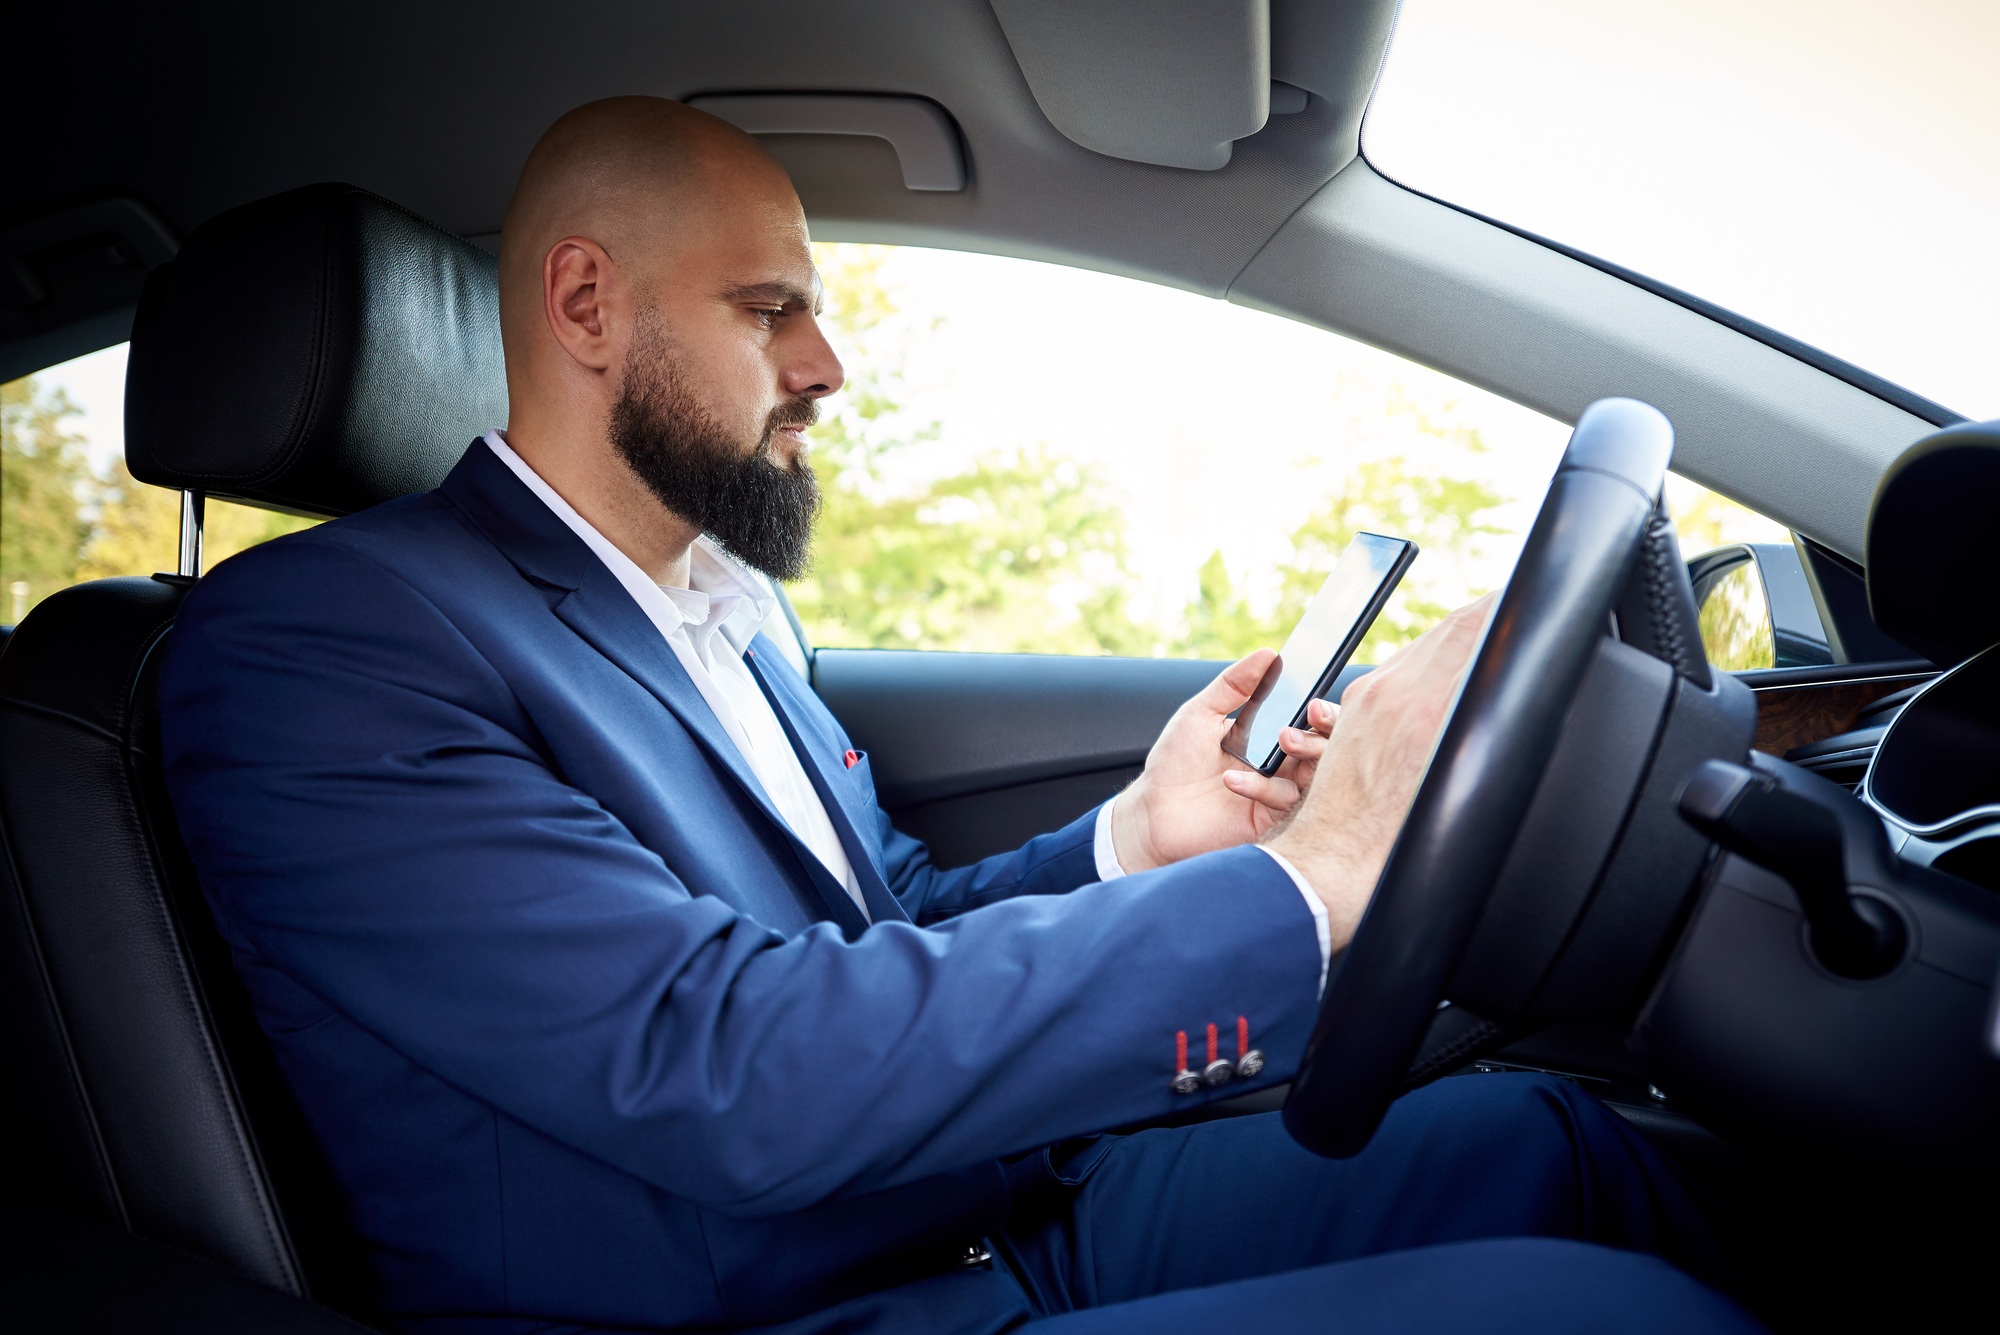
[1,0,1397,382]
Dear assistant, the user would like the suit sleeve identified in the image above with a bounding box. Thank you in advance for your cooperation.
[163,536,1324,1218]
[876,804,1104,925]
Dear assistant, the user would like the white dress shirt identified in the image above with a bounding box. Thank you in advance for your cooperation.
[485,432,867,918]
[488,430,1330,984]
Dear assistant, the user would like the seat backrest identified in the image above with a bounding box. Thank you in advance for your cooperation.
[0,183,506,1311]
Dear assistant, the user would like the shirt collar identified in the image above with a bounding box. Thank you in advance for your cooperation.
[482,431,777,654]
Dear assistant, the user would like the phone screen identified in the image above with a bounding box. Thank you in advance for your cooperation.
[1222,533,1417,774]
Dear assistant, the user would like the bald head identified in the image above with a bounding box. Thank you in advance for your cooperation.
[499,97,801,366]
[493,96,844,587]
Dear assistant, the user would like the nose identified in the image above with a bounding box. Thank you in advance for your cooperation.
[783,314,845,402]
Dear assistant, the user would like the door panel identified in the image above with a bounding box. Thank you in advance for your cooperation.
[891,767,1139,871]
[813,649,1371,868]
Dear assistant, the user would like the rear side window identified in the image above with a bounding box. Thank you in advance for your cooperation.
[1,345,314,624]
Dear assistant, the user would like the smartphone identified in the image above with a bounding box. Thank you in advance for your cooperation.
[1221,533,1418,775]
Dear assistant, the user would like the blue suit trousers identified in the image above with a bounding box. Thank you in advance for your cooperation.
[736,1074,1759,1335]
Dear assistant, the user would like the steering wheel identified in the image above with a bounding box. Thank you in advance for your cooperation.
[1283,397,1677,1158]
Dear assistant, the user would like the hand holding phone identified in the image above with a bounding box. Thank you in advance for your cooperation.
[1221,533,1418,775]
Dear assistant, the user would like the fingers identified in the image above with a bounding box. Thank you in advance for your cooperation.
[1190,648,1278,717]
[1223,767,1301,811]
[1276,723,1327,763]
[1304,698,1338,737]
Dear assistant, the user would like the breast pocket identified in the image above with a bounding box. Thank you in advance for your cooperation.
[836,749,883,848]
[843,749,881,808]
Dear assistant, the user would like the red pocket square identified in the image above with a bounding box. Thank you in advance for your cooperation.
[843,749,861,769]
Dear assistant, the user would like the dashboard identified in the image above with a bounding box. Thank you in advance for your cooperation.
[1866,647,2000,891]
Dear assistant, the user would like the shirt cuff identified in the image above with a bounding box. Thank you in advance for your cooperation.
[1256,846,1332,997]
[1092,799,1126,882]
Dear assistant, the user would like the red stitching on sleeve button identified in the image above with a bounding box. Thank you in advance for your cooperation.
[1236,1014,1265,1079]
[1201,1020,1234,1087]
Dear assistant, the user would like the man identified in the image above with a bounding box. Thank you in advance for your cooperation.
[160,98,1756,1334]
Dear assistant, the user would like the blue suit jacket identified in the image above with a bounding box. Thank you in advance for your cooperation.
[159,443,1323,1333]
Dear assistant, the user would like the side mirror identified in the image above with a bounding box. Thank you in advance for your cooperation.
[1686,543,1833,670]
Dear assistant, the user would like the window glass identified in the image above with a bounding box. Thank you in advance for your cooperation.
[1664,474,1791,558]
[803,245,1804,664]
[2,344,315,624]
[1364,0,2000,419]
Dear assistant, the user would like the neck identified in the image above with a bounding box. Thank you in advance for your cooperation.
[501,419,702,588]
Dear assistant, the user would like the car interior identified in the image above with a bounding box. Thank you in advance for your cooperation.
[3,2,1997,1331]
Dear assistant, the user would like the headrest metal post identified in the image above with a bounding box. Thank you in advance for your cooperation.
[178,489,206,579]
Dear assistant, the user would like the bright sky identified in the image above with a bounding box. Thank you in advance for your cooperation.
[38,341,128,477]
[1367,0,2000,420]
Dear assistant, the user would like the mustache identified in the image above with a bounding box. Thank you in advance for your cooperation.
[762,397,819,440]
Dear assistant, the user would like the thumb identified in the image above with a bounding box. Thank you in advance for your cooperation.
[1193,648,1278,718]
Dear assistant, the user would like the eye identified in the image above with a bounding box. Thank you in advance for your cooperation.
[750,307,784,329]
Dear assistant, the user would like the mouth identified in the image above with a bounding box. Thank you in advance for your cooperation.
[765,407,818,452]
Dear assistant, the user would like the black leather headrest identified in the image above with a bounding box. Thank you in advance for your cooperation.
[125,183,506,518]
[1866,419,2000,667]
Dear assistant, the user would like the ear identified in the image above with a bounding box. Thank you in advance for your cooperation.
[542,236,624,374]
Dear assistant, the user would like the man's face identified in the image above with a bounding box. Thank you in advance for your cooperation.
[607,185,843,580]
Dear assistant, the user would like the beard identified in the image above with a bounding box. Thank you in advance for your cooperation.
[607,316,821,581]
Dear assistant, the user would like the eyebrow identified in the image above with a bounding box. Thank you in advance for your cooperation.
[721,280,823,315]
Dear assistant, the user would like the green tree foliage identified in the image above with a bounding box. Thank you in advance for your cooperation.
[1696,562,1776,671]
[2,376,94,620]
[1179,448,1505,663]
[790,245,1149,653]
[78,460,316,581]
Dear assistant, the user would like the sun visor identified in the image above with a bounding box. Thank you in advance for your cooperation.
[989,0,1401,172]
[1865,420,2000,666]
[990,0,1271,170]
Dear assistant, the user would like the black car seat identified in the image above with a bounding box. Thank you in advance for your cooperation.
[0,183,507,1321]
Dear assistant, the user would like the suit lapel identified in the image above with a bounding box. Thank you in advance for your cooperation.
[439,442,871,938]
[550,593,873,938]
[744,641,908,925]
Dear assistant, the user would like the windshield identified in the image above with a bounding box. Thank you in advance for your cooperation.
[1364,0,2000,421]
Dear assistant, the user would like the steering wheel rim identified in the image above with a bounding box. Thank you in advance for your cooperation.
[1282,397,1677,1158]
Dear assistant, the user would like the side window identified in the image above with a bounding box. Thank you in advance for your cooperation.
[1,345,315,624]
[797,243,1572,662]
